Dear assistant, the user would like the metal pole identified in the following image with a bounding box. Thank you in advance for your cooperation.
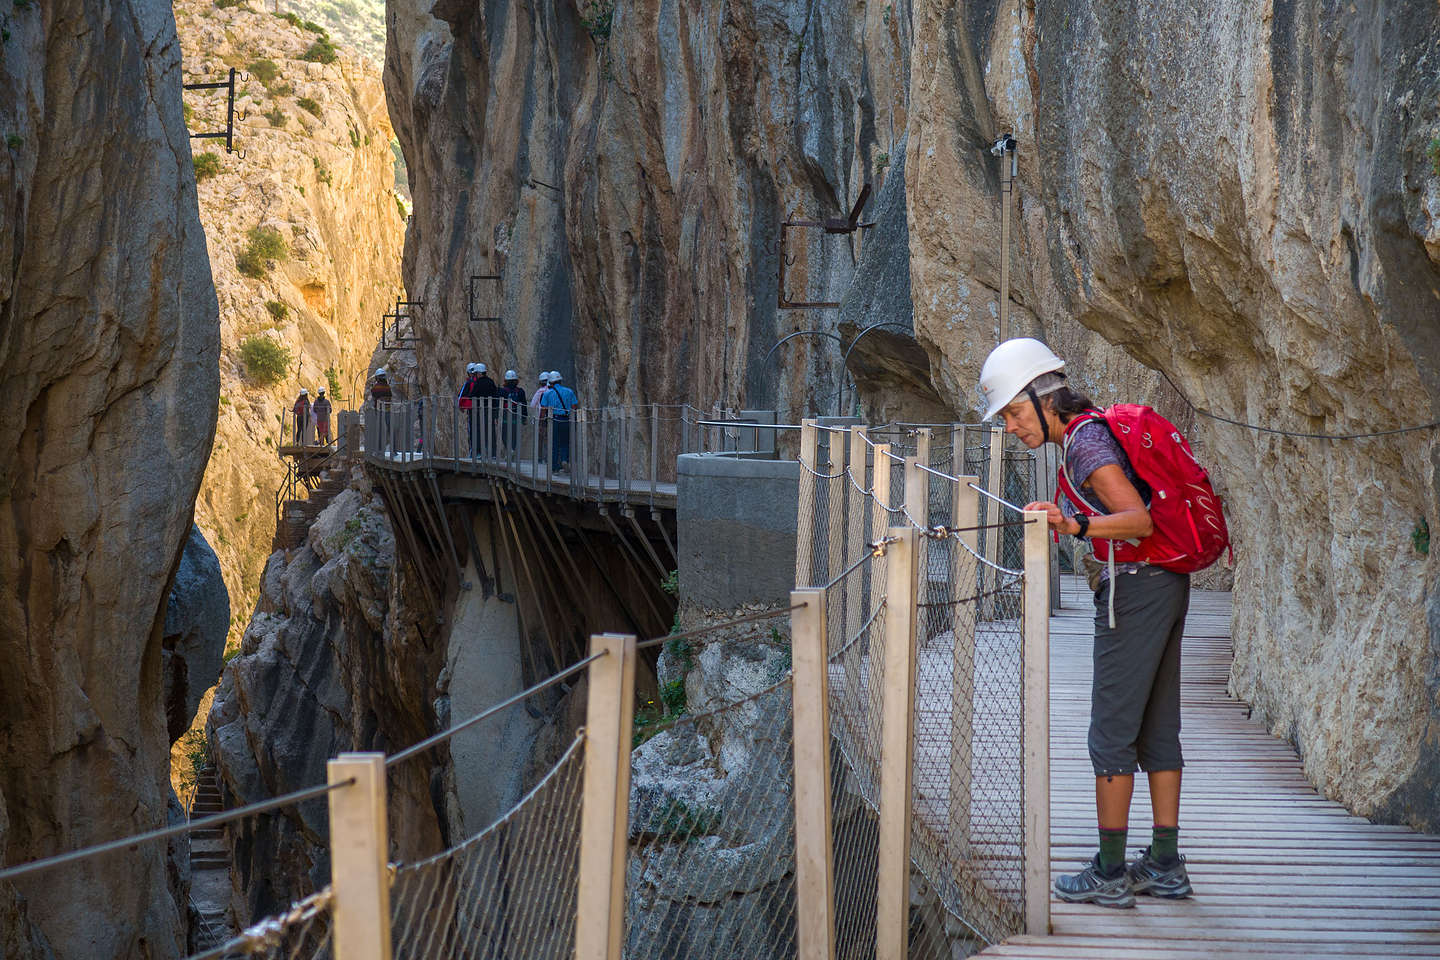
[998,143,1015,342]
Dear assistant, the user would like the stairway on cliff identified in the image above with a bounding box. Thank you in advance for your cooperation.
[276,462,351,551]
[188,767,234,950]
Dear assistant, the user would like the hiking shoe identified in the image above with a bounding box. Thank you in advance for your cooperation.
[1126,846,1192,899]
[1053,855,1135,908]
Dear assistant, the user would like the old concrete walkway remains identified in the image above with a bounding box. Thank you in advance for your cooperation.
[980,577,1440,959]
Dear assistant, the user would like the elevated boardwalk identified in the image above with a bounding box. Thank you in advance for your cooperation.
[982,577,1440,959]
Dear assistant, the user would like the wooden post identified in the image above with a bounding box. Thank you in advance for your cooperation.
[913,427,932,474]
[575,633,637,960]
[867,443,892,746]
[844,428,868,738]
[328,753,391,960]
[983,425,1006,613]
[876,526,919,960]
[1021,509,1051,935]
[826,428,847,587]
[948,474,981,865]
[790,588,836,960]
[796,419,820,586]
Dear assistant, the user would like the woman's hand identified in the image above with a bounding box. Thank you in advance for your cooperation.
[1024,500,1079,536]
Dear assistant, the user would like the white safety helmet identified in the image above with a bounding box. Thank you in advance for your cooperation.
[978,338,1065,421]
[317,387,326,395]
[299,388,308,395]
[504,369,518,381]
[464,362,476,375]
[549,371,562,382]
[375,367,387,378]
[538,371,551,383]
[475,362,487,374]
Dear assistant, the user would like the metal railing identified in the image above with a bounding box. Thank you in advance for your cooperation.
[360,397,779,506]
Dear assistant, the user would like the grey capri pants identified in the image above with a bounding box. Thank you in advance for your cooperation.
[1089,565,1190,777]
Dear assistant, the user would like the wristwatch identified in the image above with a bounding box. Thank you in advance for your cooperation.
[1074,513,1090,538]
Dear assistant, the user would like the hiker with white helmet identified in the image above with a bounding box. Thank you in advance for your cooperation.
[539,370,577,471]
[978,337,1228,910]
[370,368,393,454]
[529,370,549,411]
[498,369,528,452]
[312,387,333,445]
[292,387,312,446]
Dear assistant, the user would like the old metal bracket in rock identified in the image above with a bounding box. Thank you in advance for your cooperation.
[183,67,247,156]
[381,296,423,349]
[778,182,875,309]
[468,274,501,322]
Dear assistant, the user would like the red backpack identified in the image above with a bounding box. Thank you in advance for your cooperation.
[1055,405,1229,574]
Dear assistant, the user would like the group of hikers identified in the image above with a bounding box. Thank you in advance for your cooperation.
[288,386,334,446]
[357,364,579,470]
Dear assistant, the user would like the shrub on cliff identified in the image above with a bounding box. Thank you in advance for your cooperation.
[301,37,338,64]
[239,336,292,386]
[192,152,222,181]
[297,96,322,118]
[248,57,280,86]
[236,226,287,278]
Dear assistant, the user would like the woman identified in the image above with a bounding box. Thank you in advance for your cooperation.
[979,337,1191,909]
[292,388,312,445]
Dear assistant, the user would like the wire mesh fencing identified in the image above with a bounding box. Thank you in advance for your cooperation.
[389,735,585,960]
[625,624,799,960]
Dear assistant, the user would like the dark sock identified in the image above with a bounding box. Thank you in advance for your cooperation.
[1098,827,1127,875]
[1152,825,1179,865]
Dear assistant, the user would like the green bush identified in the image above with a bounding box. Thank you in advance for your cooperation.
[214,0,242,8]
[296,96,322,117]
[247,57,280,86]
[264,106,287,128]
[274,10,302,27]
[271,81,294,97]
[247,225,287,259]
[348,126,361,149]
[325,365,343,399]
[313,157,332,186]
[300,38,338,64]
[236,225,287,277]
[239,335,292,386]
[265,300,288,321]
[193,152,223,181]
[301,19,328,35]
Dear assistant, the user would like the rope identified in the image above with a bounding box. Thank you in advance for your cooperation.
[387,650,606,766]
[636,603,807,651]
[185,888,334,960]
[796,458,849,481]
[1157,368,1440,440]
[0,779,356,883]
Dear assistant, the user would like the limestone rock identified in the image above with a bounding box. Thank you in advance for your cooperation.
[163,525,232,742]
[207,480,453,923]
[0,0,220,953]
[175,0,406,647]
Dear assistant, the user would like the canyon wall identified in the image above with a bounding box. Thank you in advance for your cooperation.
[177,0,406,645]
[384,0,1440,828]
[0,0,221,955]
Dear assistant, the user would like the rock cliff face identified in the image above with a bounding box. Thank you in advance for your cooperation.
[176,0,406,643]
[207,477,448,922]
[0,0,220,956]
[388,0,1440,829]
[164,526,232,744]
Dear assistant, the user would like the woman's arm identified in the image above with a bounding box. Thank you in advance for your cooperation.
[1025,463,1153,540]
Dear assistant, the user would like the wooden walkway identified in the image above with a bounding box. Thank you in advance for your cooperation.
[980,576,1440,959]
